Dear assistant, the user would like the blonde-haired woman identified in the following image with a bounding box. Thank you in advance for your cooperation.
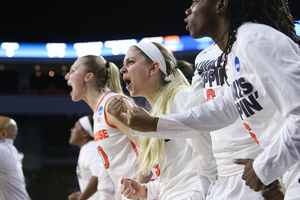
[65,55,140,199]
[112,42,199,199]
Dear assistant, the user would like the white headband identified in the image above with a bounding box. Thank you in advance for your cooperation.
[79,116,93,137]
[134,42,174,82]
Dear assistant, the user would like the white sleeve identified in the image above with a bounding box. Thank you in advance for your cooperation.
[143,181,160,200]
[131,86,239,139]
[243,33,300,185]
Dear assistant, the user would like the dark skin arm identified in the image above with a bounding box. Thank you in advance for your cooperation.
[107,97,158,132]
[261,180,284,200]
[233,158,266,191]
[233,158,284,200]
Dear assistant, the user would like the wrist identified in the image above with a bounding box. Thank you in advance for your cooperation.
[141,185,148,198]
[152,117,159,131]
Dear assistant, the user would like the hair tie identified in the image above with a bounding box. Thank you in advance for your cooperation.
[134,42,174,82]
[105,61,110,68]
[164,74,174,82]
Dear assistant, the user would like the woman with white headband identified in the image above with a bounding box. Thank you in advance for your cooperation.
[65,55,147,200]
[116,42,200,199]
[68,115,115,200]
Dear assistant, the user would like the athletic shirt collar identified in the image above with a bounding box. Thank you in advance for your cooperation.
[0,138,14,144]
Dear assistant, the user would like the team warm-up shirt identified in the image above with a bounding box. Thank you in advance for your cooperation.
[194,44,263,177]
[226,22,300,185]
[93,92,139,192]
[0,139,31,200]
[133,90,199,200]
[77,140,114,200]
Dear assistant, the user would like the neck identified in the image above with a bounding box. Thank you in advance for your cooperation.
[210,19,232,52]
[78,139,90,149]
[144,81,164,106]
[85,90,104,112]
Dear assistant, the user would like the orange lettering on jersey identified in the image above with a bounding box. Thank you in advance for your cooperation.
[243,123,259,145]
[94,129,109,142]
[153,164,160,177]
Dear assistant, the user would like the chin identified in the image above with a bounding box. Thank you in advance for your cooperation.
[71,95,81,102]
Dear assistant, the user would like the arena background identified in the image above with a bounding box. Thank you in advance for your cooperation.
[1,1,299,199]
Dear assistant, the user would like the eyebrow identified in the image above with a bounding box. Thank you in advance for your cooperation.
[123,57,135,63]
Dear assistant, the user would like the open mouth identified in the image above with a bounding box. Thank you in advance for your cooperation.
[123,77,131,87]
[67,82,73,96]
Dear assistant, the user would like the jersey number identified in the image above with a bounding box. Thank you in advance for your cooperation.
[206,89,216,101]
[98,146,110,169]
[153,164,160,177]
[243,123,259,145]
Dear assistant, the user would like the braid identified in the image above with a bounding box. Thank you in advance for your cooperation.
[216,0,300,85]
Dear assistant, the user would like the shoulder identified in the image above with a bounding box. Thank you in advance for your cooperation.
[80,141,98,157]
[237,22,287,45]
[172,89,190,114]
[174,89,190,100]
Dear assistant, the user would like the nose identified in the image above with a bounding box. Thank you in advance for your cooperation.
[185,7,191,16]
[120,66,127,74]
[65,71,70,80]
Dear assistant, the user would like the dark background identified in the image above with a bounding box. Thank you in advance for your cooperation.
[0,1,299,199]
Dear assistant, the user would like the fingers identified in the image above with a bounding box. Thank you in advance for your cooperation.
[232,158,248,165]
[261,184,284,200]
[271,179,282,189]
[120,179,136,198]
[107,98,121,114]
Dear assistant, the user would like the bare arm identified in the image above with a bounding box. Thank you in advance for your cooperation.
[137,171,153,184]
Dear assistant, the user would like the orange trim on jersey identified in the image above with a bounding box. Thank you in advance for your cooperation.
[130,141,139,157]
[249,132,260,145]
[103,94,136,128]
[95,92,111,113]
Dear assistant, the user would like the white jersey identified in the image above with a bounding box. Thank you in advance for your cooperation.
[132,44,264,199]
[226,22,300,186]
[77,140,114,200]
[133,90,198,200]
[0,139,31,200]
[93,92,139,192]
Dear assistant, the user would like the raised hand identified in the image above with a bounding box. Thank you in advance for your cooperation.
[107,97,129,126]
[126,106,158,132]
[120,178,147,199]
[107,97,158,132]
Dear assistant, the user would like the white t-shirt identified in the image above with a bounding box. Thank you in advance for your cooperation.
[0,139,31,200]
[194,43,263,177]
[226,22,300,185]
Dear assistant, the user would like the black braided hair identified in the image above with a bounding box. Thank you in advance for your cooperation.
[216,0,300,85]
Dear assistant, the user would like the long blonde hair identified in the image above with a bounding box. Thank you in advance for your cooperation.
[137,42,190,175]
[82,55,124,95]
